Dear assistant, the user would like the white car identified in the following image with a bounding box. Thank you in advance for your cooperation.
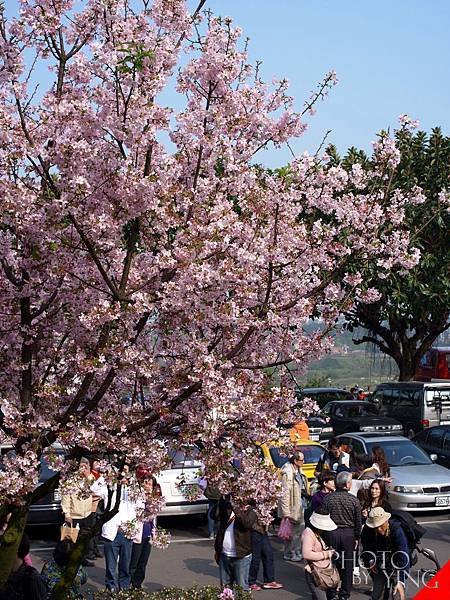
[158,448,208,517]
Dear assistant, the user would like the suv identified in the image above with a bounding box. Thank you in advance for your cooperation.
[370,382,450,439]
[321,401,403,436]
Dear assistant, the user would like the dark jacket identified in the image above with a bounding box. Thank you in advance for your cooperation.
[360,519,410,584]
[323,489,362,540]
[0,564,48,600]
[214,498,257,559]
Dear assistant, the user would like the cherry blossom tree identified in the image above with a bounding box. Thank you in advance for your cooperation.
[0,0,421,591]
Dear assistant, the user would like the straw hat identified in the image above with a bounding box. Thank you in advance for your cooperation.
[309,512,337,531]
[366,506,391,528]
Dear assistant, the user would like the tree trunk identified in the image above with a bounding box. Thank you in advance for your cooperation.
[49,526,94,600]
[0,506,28,587]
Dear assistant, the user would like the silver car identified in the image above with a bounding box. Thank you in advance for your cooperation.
[336,433,450,512]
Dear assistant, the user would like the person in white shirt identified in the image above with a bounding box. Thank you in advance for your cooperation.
[91,467,138,593]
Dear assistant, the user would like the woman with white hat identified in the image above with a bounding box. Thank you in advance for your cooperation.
[301,508,340,600]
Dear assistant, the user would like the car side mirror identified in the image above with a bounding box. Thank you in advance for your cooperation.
[430,454,438,462]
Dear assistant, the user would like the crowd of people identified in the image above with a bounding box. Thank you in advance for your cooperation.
[0,457,160,598]
[0,437,416,600]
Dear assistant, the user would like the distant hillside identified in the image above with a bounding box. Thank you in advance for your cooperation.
[299,351,398,390]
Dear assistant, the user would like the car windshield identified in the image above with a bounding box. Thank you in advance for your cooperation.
[365,440,432,467]
[39,455,60,482]
[342,404,379,418]
[168,448,202,469]
[269,445,323,468]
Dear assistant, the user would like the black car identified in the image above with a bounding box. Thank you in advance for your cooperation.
[296,387,356,409]
[1,443,63,526]
[413,426,450,469]
[321,401,404,436]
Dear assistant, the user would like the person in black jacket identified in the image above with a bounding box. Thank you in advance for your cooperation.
[360,507,409,600]
[214,496,257,592]
[0,533,47,600]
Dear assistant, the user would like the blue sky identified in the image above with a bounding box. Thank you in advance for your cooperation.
[200,0,450,165]
[6,1,450,167]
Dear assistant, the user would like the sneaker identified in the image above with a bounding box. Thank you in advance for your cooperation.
[250,584,262,591]
[81,559,94,567]
[208,533,215,540]
[284,554,302,562]
[262,581,283,589]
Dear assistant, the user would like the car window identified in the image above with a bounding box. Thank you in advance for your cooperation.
[322,403,332,416]
[268,447,289,468]
[334,405,344,417]
[398,389,420,408]
[298,445,325,465]
[345,438,365,455]
[413,430,429,444]
[365,440,432,467]
[168,448,202,468]
[346,404,379,418]
[443,432,450,453]
[427,428,444,449]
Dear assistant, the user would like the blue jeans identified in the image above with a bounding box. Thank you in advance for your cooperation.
[103,531,133,591]
[207,500,218,536]
[219,553,252,591]
[249,531,275,584]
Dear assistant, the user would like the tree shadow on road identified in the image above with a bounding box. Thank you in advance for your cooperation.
[183,557,218,578]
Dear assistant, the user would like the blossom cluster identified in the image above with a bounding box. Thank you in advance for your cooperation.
[0,0,425,518]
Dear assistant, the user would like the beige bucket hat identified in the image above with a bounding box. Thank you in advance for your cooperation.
[366,506,391,528]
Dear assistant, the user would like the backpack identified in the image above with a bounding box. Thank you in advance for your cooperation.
[390,509,426,565]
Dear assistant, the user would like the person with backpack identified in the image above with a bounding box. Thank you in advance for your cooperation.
[0,533,47,600]
[361,507,411,600]
[41,539,87,598]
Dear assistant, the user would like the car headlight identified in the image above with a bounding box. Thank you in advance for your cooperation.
[360,426,375,431]
[392,424,403,430]
[321,427,333,433]
[393,485,423,494]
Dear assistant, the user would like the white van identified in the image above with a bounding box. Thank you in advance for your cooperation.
[371,382,450,439]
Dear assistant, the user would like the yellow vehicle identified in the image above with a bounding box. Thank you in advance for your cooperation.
[258,439,326,483]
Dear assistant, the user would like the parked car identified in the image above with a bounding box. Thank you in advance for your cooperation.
[336,433,450,511]
[370,381,450,439]
[321,401,403,436]
[157,447,208,517]
[415,347,450,382]
[0,443,64,526]
[413,426,450,469]
[258,439,325,483]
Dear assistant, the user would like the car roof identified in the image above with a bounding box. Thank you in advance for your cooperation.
[337,433,410,443]
[301,387,350,393]
[375,381,450,389]
[326,401,369,406]
[417,424,450,433]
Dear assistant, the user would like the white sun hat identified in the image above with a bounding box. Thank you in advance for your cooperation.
[309,512,337,531]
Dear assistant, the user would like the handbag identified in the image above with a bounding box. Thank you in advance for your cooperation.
[278,517,293,541]
[60,523,79,543]
[308,534,340,590]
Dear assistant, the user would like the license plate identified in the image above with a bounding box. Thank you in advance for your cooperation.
[310,434,319,441]
[435,496,450,506]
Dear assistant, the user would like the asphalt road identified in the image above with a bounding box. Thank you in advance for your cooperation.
[28,512,450,599]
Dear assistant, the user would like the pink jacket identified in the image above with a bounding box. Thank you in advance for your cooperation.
[301,527,330,568]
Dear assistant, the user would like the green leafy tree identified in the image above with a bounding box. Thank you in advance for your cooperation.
[329,126,450,380]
